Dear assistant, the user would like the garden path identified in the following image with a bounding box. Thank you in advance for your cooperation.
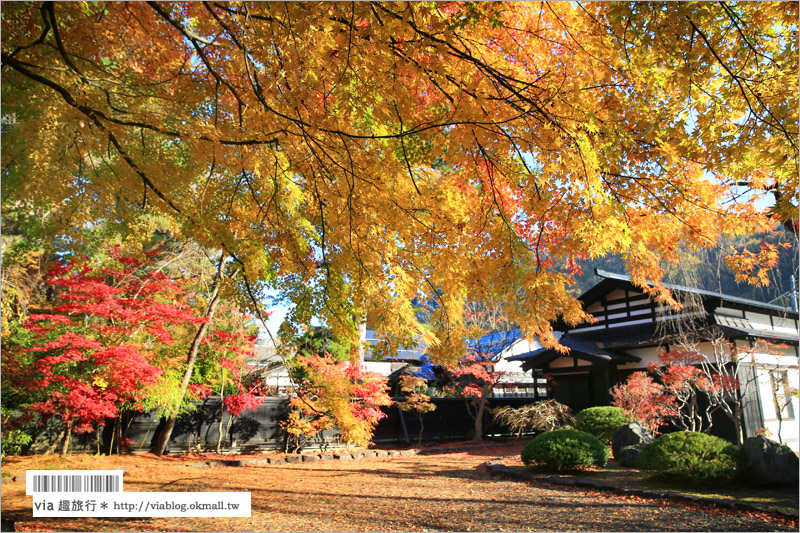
[1,445,795,531]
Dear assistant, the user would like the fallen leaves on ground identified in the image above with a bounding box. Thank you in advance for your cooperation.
[1,444,795,532]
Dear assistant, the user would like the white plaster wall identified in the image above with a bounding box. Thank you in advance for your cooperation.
[501,337,543,357]
[616,346,664,370]
[495,357,529,375]
[549,356,592,368]
[363,361,395,378]
[606,289,630,301]
[754,366,799,453]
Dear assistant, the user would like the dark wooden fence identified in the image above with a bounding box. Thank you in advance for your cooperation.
[33,391,742,454]
[112,396,542,454]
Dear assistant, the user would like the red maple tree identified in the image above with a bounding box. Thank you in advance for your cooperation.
[610,371,677,434]
[443,353,502,442]
[10,247,205,455]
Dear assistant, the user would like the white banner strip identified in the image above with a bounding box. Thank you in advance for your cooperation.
[26,471,123,495]
[32,492,251,517]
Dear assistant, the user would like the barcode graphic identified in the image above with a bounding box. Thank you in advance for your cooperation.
[27,471,123,494]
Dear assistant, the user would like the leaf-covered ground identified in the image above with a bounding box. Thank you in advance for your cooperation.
[2,444,796,532]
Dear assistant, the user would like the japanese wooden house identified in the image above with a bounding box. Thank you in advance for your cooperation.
[508,270,800,450]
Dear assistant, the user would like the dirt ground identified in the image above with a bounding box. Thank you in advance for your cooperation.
[1,444,796,532]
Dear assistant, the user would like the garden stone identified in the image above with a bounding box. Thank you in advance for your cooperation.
[617,444,647,467]
[285,455,302,464]
[612,422,654,460]
[302,455,321,462]
[208,460,242,467]
[741,436,799,486]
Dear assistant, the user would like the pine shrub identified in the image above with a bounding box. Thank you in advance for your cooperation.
[574,406,630,444]
[521,429,609,471]
[636,431,741,484]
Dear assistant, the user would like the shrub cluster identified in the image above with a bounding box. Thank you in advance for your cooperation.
[574,406,630,444]
[521,429,609,471]
[636,431,741,484]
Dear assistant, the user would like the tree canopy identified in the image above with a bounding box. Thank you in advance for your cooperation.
[2,1,797,363]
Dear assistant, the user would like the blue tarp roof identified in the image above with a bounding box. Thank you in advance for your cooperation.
[362,328,524,379]
[410,329,525,379]
[467,329,523,360]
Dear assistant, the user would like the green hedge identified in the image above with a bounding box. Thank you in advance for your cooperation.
[574,406,630,444]
[636,431,741,484]
[521,429,609,471]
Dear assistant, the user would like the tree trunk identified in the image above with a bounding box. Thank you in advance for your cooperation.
[151,255,225,457]
[45,426,65,455]
[473,398,485,442]
[357,320,367,368]
[472,383,491,442]
[734,404,744,446]
[115,416,122,455]
[224,413,235,449]
[59,420,74,458]
[216,372,226,454]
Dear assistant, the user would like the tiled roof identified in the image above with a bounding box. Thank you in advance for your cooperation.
[508,336,639,367]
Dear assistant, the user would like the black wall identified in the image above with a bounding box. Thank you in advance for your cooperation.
[121,396,543,453]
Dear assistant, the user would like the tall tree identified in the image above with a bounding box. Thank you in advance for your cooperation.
[2,2,796,363]
[3,248,204,456]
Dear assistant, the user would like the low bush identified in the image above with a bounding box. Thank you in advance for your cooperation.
[574,406,630,444]
[636,431,741,484]
[521,429,609,471]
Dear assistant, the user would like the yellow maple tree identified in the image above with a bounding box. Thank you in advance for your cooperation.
[2,2,796,363]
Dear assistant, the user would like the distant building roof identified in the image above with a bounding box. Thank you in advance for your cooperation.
[467,329,523,359]
[364,329,427,362]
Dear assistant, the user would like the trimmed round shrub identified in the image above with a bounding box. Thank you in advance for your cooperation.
[636,431,741,484]
[574,406,630,444]
[521,429,609,471]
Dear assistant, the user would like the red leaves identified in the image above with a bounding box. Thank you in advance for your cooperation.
[222,392,265,418]
[610,371,676,434]
[444,352,501,395]
[615,344,748,435]
[187,383,213,400]
[29,332,103,354]
[16,247,204,433]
